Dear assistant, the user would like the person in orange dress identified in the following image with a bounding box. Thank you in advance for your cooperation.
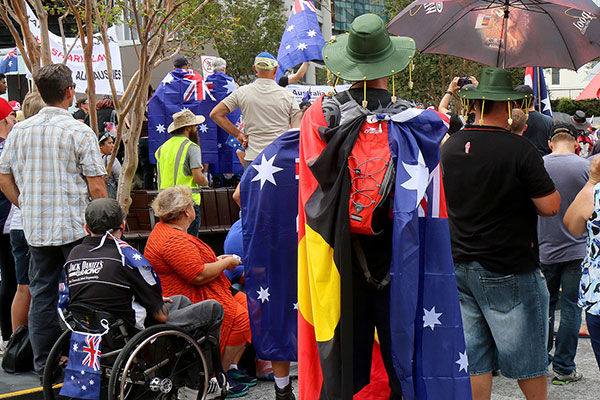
[144,185,256,394]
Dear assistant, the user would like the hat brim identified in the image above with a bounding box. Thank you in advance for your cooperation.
[322,34,416,81]
[570,119,589,130]
[457,87,528,102]
[167,115,206,134]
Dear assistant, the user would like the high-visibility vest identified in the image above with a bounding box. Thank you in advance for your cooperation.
[155,136,201,205]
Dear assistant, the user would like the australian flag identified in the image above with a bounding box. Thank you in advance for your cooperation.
[240,129,299,361]
[387,110,472,399]
[148,68,216,164]
[0,48,18,74]
[524,67,552,117]
[276,0,325,81]
[114,237,161,291]
[205,71,244,174]
[60,332,102,400]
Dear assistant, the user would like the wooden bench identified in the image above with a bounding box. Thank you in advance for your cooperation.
[123,188,240,252]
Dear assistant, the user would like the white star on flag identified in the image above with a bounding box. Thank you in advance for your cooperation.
[456,351,469,373]
[225,80,238,94]
[71,375,75,380]
[199,123,209,133]
[257,286,270,303]
[217,143,223,149]
[133,253,142,261]
[293,302,298,310]
[287,24,295,32]
[156,124,166,134]
[286,45,291,50]
[161,73,174,85]
[181,106,190,112]
[8,61,12,67]
[401,150,430,208]
[541,97,552,112]
[423,306,443,330]
[307,30,317,38]
[82,385,87,391]
[73,343,79,351]
[89,379,95,385]
[297,43,307,51]
[252,154,283,189]
[81,370,86,375]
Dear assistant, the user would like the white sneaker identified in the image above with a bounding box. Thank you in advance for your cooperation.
[0,340,8,356]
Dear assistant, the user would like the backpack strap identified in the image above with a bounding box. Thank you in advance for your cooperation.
[351,235,391,290]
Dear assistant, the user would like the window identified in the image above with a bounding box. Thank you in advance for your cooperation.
[551,68,560,85]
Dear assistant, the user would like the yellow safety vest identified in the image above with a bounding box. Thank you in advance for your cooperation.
[155,136,201,205]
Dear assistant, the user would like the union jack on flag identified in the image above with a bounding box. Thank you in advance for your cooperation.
[292,0,317,14]
[0,47,18,74]
[82,335,102,371]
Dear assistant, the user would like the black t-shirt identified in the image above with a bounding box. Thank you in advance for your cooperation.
[441,125,556,275]
[523,111,553,155]
[65,236,164,329]
[72,109,87,121]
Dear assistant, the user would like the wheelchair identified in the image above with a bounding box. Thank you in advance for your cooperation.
[42,303,227,400]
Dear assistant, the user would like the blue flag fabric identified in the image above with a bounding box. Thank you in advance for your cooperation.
[386,110,472,399]
[205,71,244,175]
[60,332,102,400]
[114,237,162,291]
[276,0,325,81]
[240,129,299,361]
[524,67,553,117]
[0,48,18,74]
[148,68,216,164]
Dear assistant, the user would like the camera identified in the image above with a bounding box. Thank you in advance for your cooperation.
[457,77,472,87]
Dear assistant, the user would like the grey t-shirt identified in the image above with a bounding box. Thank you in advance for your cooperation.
[538,153,589,264]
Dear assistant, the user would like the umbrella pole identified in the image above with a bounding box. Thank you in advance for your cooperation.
[502,0,509,68]
[537,68,542,113]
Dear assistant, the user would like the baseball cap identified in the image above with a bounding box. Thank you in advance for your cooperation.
[85,198,125,234]
[254,52,278,70]
[0,98,12,120]
[550,122,579,140]
[173,55,189,68]
[8,100,20,111]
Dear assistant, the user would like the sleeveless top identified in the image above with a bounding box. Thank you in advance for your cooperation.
[580,182,600,316]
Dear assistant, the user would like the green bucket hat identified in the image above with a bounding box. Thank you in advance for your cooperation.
[322,14,416,82]
[457,67,531,102]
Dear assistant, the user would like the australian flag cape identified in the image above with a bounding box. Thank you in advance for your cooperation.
[298,96,472,400]
[148,68,215,164]
[205,71,244,175]
[240,129,299,361]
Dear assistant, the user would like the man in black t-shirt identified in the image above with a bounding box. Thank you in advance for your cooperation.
[65,198,224,337]
[441,68,561,399]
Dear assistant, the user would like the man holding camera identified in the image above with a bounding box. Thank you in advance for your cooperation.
[438,76,478,135]
[515,84,554,155]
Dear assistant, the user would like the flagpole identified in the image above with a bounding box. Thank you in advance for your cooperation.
[536,67,542,113]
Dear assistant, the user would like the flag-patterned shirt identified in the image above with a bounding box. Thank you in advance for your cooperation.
[0,106,106,246]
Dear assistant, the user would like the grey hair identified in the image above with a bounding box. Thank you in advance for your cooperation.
[212,57,227,72]
[152,185,195,222]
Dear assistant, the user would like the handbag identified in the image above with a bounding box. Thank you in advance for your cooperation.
[2,325,34,373]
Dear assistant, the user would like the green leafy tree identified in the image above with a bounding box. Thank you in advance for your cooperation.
[188,0,287,84]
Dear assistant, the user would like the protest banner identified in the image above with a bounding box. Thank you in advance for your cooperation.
[26,5,124,95]
[286,84,350,103]
[201,56,216,77]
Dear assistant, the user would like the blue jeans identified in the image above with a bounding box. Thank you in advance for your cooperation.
[28,239,82,374]
[10,230,30,285]
[587,313,600,370]
[455,261,549,379]
[187,203,202,237]
[541,259,582,375]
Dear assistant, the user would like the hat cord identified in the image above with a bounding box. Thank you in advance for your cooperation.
[409,61,414,90]
[391,75,397,104]
[507,102,513,126]
[362,78,368,109]
[480,100,485,126]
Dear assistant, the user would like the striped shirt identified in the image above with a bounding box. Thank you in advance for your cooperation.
[0,106,106,246]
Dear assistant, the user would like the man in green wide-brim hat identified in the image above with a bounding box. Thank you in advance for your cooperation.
[298,12,416,400]
[441,66,561,399]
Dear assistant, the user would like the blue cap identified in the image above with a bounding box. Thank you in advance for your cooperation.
[254,52,278,69]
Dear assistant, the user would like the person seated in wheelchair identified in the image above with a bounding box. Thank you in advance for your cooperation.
[64,198,224,341]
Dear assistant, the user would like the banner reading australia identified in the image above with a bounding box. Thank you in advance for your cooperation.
[26,5,124,95]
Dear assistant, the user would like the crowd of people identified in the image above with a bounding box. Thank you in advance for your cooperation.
[1,11,600,400]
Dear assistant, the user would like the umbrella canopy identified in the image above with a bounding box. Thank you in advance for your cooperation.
[577,68,600,100]
[388,0,600,69]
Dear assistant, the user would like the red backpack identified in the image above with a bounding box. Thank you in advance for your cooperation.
[348,118,395,235]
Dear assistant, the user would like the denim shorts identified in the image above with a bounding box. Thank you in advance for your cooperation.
[10,229,30,285]
[454,261,549,379]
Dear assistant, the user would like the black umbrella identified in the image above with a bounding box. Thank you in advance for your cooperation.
[388,0,600,69]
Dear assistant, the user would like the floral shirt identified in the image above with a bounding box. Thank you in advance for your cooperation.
[579,183,600,315]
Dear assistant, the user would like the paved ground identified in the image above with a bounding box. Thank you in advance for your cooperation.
[1,318,599,399]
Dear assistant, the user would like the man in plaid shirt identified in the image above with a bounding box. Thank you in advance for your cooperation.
[0,64,107,375]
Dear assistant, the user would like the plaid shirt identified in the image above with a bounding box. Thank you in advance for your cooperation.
[0,106,106,246]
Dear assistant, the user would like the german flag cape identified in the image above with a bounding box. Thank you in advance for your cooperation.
[298,98,472,400]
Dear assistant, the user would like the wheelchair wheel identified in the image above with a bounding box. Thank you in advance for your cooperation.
[43,329,72,400]
[107,325,209,400]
